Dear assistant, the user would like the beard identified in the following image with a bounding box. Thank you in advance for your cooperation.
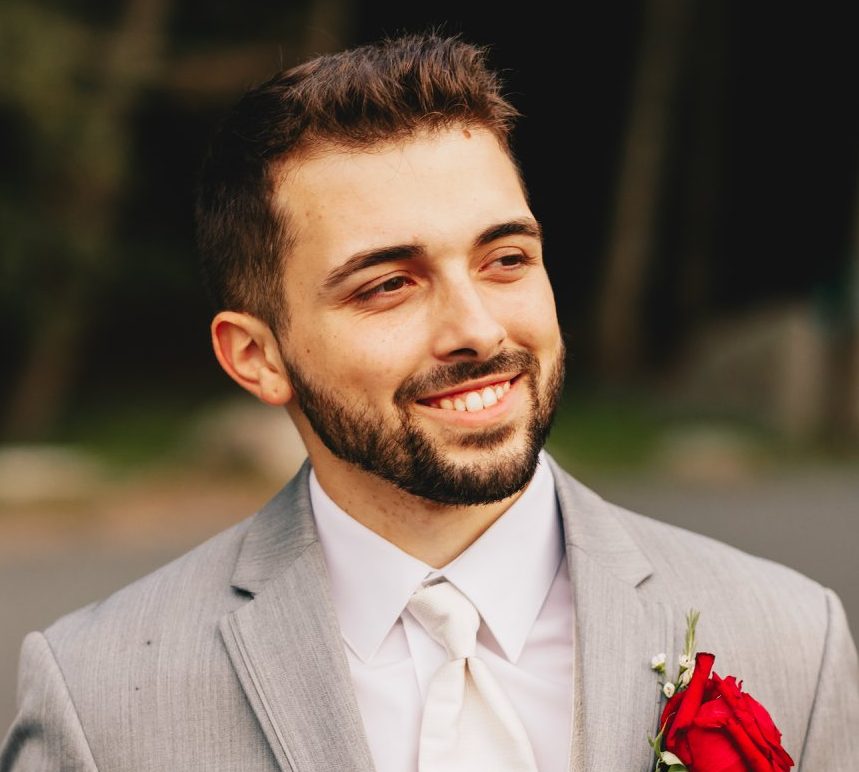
[282,344,566,505]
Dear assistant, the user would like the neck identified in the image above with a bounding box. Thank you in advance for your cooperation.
[308,449,526,568]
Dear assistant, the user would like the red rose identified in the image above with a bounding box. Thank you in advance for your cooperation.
[660,652,794,772]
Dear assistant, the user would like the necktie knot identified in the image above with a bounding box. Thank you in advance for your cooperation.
[407,580,479,661]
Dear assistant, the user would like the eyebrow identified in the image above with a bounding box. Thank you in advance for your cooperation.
[322,244,427,291]
[321,217,543,292]
[474,218,542,248]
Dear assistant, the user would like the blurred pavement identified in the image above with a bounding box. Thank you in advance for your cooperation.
[2,464,857,737]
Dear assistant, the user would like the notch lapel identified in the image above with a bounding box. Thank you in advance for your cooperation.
[546,457,677,772]
[220,462,375,772]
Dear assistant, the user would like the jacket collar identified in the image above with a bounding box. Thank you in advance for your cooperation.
[546,454,654,587]
[230,454,656,595]
[229,459,317,596]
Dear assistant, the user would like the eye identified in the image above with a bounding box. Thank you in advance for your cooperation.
[484,250,536,274]
[495,253,527,267]
[354,275,413,303]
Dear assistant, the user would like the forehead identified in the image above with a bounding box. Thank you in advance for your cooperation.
[273,128,532,273]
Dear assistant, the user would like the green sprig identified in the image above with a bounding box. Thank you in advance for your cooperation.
[683,609,700,660]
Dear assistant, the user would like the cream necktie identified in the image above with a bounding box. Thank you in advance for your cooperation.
[406,580,539,772]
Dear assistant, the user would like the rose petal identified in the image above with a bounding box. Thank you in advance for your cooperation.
[745,693,795,769]
[745,692,782,745]
[682,725,747,772]
[724,717,779,772]
[692,698,733,729]
[712,673,794,768]
[702,678,720,701]
[660,689,685,731]
[666,652,716,745]
[714,672,739,696]
[746,694,793,757]
[673,735,693,769]
[715,678,771,746]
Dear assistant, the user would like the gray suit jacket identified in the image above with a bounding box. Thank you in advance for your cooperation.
[3,455,858,771]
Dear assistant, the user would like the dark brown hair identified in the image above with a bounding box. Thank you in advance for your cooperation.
[195,32,521,330]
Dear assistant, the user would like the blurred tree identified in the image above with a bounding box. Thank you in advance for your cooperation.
[851,215,859,435]
[595,0,689,380]
[830,175,859,437]
[1,1,856,446]
[665,1,725,346]
[0,0,171,440]
[0,0,352,441]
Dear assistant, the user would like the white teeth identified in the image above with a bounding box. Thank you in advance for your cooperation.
[430,380,512,411]
[464,392,483,412]
[481,387,498,407]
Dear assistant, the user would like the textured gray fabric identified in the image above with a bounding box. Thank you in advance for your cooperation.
[3,632,97,771]
[545,454,859,770]
[2,455,857,771]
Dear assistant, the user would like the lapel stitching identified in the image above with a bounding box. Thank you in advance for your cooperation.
[220,463,375,772]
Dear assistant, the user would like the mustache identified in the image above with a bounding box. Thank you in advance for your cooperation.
[394,349,540,406]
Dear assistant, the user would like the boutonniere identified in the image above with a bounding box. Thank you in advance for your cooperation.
[647,610,794,771]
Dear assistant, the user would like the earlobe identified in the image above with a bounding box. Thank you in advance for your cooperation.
[210,311,293,406]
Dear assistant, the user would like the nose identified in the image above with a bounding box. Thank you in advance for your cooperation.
[430,278,507,361]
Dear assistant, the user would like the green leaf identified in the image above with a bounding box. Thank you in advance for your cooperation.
[647,728,665,756]
[667,765,689,772]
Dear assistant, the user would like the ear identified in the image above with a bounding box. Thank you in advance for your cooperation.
[210,311,293,406]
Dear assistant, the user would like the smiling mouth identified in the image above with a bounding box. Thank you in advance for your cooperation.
[417,376,518,413]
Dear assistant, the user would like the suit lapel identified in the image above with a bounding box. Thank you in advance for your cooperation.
[220,462,374,772]
[220,453,679,772]
[547,457,677,772]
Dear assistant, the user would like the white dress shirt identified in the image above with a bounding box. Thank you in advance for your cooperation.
[310,453,574,772]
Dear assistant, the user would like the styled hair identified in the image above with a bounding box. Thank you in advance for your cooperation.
[195,32,521,330]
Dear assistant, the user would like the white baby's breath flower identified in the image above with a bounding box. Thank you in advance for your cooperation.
[679,654,694,670]
[650,653,667,671]
[679,666,694,687]
[662,682,676,698]
[660,751,685,766]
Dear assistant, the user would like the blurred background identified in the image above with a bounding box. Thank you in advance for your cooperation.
[1,0,857,730]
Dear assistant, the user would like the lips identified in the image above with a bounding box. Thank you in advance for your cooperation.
[418,376,517,412]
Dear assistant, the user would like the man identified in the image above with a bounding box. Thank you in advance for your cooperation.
[2,33,857,772]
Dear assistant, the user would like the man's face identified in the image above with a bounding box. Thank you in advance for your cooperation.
[275,127,565,505]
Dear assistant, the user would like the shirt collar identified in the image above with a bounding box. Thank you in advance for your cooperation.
[310,452,563,664]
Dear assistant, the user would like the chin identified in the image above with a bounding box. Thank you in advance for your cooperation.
[450,422,520,451]
[434,429,534,476]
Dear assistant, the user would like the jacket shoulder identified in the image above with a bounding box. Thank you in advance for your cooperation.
[550,458,826,602]
[549,458,833,649]
[43,514,254,654]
